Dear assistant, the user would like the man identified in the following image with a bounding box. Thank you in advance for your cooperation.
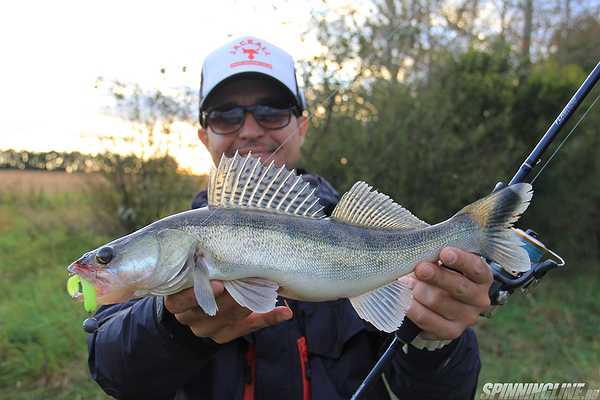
[88,36,492,399]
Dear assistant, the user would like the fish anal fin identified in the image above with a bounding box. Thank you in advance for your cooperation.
[350,279,412,333]
[224,278,279,313]
[207,152,325,219]
[332,182,429,230]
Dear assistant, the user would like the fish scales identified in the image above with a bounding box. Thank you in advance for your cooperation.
[175,208,480,299]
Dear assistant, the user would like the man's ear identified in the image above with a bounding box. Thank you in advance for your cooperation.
[198,127,209,147]
[296,115,309,145]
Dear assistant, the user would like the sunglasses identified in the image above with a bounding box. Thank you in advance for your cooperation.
[201,104,300,135]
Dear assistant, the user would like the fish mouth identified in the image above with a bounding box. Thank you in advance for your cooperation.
[67,261,111,296]
[68,261,135,305]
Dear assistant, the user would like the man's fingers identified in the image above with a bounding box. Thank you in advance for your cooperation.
[439,247,493,285]
[180,290,250,323]
[409,248,493,339]
[415,262,482,305]
[412,283,459,321]
[175,295,291,343]
[179,304,249,339]
[412,283,479,324]
[164,281,226,314]
[164,288,198,314]
[216,292,252,321]
[211,306,293,344]
[407,300,464,340]
[211,280,226,297]
[175,307,209,327]
[244,306,293,331]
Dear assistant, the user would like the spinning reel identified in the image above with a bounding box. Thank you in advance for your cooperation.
[486,228,565,316]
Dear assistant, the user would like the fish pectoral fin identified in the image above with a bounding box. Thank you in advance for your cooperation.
[192,255,218,316]
[350,279,412,333]
[224,278,279,313]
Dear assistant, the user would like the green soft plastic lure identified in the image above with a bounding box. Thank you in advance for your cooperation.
[67,275,97,312]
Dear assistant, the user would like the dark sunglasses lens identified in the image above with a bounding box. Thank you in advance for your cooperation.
[208,108,244,134]
[254,106,291,129]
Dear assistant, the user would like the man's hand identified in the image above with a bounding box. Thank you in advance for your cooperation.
[164,281,293,344]
[407,247,493,340]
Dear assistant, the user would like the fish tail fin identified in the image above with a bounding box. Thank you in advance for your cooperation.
[454,183,533,273]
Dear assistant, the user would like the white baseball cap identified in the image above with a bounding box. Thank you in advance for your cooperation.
[199,36,305,114]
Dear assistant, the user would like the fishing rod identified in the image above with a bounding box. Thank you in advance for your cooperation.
[351,61,600,400]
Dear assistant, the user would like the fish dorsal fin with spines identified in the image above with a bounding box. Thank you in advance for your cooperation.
[332,182,429,229]
[207,152,326,218]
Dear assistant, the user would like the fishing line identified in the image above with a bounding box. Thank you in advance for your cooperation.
[261,81,343,165]
[531,91,600,184]
[199,9,403,225]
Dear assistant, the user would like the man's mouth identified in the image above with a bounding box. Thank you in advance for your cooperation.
[235,147,277,158]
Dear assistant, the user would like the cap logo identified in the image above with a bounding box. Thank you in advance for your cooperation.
[229,38,272,69]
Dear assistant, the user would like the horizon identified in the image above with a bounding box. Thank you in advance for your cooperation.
[0,0,326,174]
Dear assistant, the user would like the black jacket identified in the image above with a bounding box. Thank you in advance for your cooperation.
[87,171,481,399]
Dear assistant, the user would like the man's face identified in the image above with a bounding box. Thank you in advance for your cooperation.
[198,77,308,168]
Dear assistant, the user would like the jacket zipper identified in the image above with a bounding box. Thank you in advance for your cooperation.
[296,336,311,400]
[243,343,256,400]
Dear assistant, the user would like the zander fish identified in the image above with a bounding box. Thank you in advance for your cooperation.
[67,153,533,332]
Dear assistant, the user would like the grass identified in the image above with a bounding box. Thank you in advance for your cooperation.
[0,170,598,399]
[476,273,600,390]
[0,170,92,195]
[0,171,112,399]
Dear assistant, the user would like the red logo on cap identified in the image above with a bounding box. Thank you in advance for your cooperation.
[229,38,272,69]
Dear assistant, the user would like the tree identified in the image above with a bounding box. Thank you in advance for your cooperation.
[91,78,206,234]
[300,0,599,264]
[549,13,600,71]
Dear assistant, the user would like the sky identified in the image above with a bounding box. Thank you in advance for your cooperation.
[0,0,327,174]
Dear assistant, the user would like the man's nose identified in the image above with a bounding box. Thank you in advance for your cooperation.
[237,112,265,139]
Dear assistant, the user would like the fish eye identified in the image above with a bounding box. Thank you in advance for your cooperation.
[96,246,114,265]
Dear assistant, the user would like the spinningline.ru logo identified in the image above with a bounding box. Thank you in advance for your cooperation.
[480,382,600,399]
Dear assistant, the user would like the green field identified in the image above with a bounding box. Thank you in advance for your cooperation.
[0,171,112,399]
[0,170,598,399]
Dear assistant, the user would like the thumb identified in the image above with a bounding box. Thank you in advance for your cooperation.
[248,306,293,330]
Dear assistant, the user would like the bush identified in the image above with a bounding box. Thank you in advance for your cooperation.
[91,153,207,235]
